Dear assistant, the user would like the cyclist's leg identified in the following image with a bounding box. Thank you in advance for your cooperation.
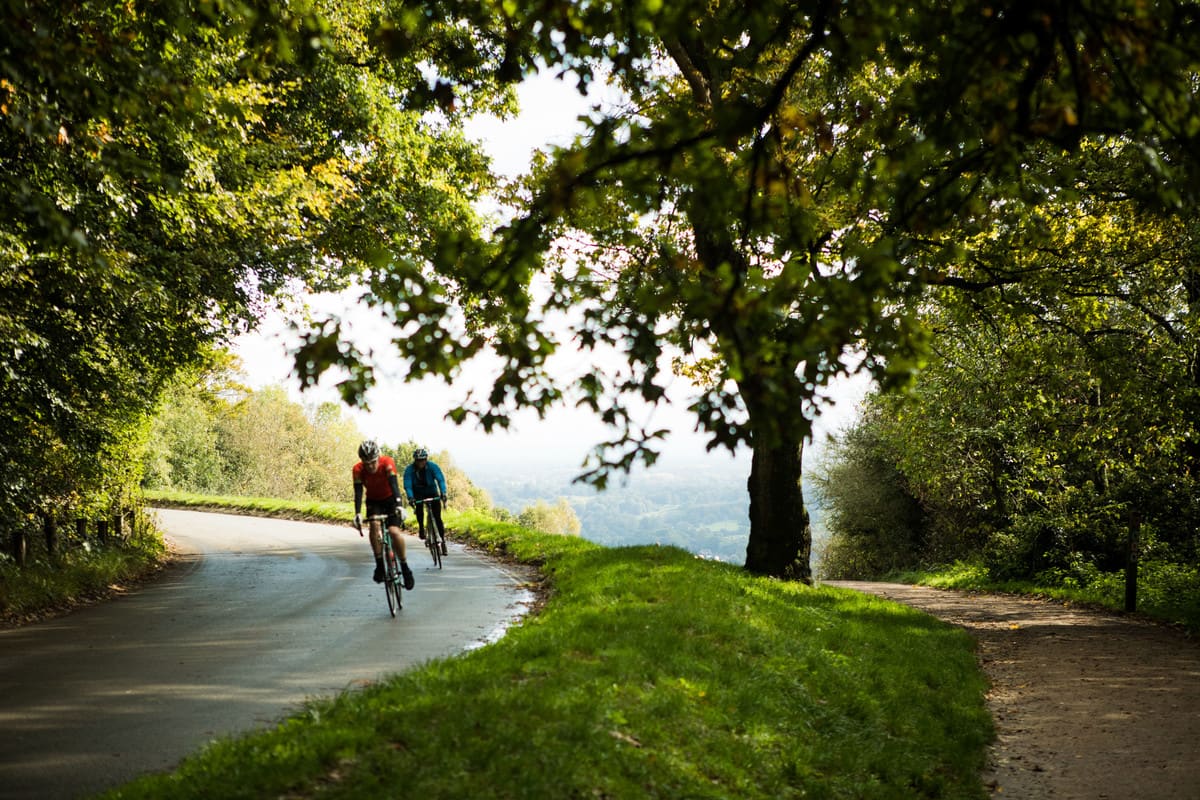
[368,524,383,556]
[386,524,406,560]
[369,519,385,583]
[367,501,390,555]
[386,509,414,590]
[430,500,444,538]
[429,499,448,555]
[414,502,426,539]
[384,506,406,558]
[367,501,389,582]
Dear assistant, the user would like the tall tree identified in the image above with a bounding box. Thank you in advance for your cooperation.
[320,0,1198,581]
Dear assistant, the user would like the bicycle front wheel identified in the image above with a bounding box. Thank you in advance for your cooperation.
[384,550,401,616]
[426,526,441,568]
[385,576,398,617]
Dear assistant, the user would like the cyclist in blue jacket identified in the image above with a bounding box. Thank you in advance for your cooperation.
[404,448,448,546]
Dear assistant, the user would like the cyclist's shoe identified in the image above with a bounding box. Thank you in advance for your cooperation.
[372,564,384,583]
[401,562,415,590]
[418,530,425,541]
[441,542,448,556]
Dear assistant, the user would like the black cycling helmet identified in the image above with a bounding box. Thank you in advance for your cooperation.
[358,440,381,461]
[413,448,428,461]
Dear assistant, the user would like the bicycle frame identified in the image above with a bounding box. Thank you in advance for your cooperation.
[411,497,446,569]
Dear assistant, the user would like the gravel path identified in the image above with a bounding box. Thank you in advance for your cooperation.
[823,581,1200,799]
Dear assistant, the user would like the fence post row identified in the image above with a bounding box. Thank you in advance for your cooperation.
[5,507,139,569]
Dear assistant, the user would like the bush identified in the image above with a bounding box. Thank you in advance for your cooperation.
[812,417,927,580]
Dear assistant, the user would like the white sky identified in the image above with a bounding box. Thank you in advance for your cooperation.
[231,71,870,476]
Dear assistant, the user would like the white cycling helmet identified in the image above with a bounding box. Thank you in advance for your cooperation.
[358,440,381,461]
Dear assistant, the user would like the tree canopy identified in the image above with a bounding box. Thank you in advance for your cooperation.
[1,1,494,528]
[303,0,1199,579]
[817,157,1200,585]
[5,1,1197,585]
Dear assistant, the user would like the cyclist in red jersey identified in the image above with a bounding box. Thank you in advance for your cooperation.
[353,440,414,590]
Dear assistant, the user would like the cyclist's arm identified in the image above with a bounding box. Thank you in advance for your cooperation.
[353,481,364,515]
[402,465,414,501]
[387,471,402,503]
[434,463,448,497]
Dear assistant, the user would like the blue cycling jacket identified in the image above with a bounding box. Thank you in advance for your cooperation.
[403,460,447,500]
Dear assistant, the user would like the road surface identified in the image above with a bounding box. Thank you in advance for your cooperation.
[0,509,535,799]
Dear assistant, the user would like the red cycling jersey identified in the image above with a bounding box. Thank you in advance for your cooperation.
[353,455,399,501]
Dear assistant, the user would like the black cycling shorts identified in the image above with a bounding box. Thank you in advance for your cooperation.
[365,499,403,529]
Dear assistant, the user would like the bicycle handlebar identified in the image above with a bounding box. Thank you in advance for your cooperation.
[354,513,391,536]
[409,497,446,505]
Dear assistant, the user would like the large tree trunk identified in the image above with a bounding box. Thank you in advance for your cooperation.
[744,412,812,583]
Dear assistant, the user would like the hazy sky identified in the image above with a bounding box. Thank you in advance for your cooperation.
[231,71,870,476]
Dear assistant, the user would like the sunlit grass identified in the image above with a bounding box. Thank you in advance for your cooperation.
[102,498,992,799]
[895,559,1200,633]
[143,488,352,521]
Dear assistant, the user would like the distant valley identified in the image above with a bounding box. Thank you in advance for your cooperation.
[468,458,827,566]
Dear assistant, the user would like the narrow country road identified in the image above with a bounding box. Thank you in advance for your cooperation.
[825,581,1200,800]
[0,509,535,800]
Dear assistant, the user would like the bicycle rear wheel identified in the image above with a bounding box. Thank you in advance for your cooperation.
[426,524,442,569]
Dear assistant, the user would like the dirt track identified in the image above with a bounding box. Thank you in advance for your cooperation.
[824,581,1200,799]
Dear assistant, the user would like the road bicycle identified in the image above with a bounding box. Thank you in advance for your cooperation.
[412,497,447,569]
[357,513,402,616]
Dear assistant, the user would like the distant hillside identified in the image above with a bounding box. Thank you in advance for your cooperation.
[469,460,827,565]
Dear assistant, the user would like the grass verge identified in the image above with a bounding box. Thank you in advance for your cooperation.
[0,522,167,626]
[99,496,992,799]
[893,560,1200,633]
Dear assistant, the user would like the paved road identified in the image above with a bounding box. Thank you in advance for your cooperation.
[0,509,535,799]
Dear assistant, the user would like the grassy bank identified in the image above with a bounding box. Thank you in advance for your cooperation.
[102,496,991,799]
[0,518,167,626]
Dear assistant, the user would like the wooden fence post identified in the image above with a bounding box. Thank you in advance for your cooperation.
[77,518,87,542]
[97,519,109,545]
[114,511,124,542]
[11,528,27,567]
[1125,511,1141,613]
[43,515,57,558]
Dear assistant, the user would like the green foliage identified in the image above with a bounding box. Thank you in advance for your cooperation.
[219,386,361,500]
[145,375,362,502]
[352,0,1200,461]
[104,501,992,800]
[818,150,1200,586]
[811,415,928,580]
[1,1,493,551]
[143,368,495,514]
[516,497,582,536]
[8,0,1199,591]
